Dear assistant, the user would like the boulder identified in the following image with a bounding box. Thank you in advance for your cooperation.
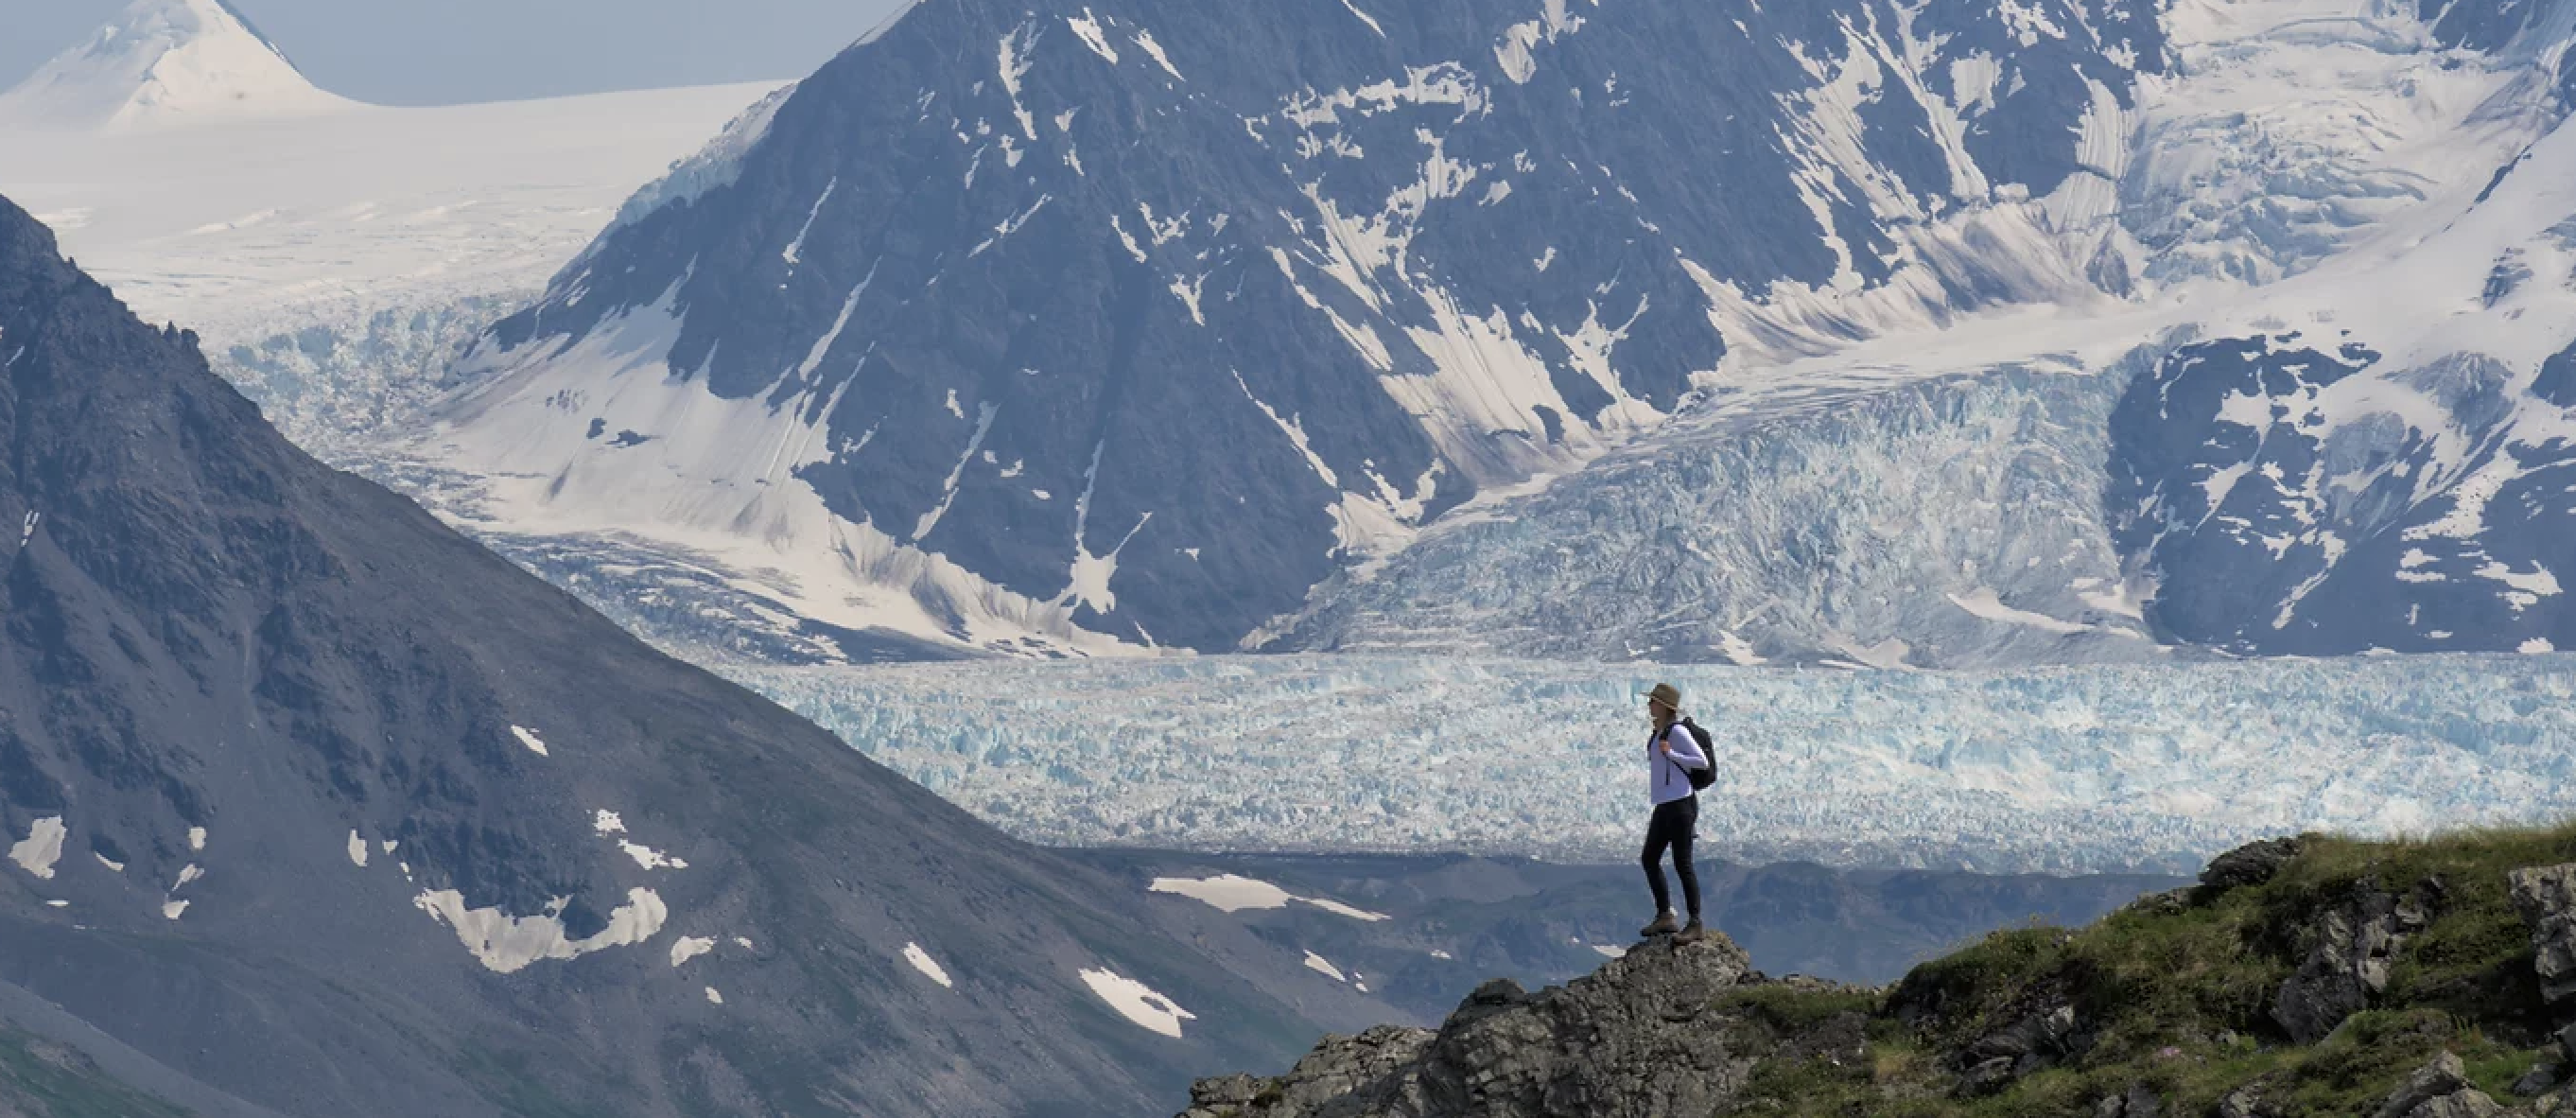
[2202,838,2306,896]
[2275,882,2431,1043]
[2509,865,2576,1007]
[2517,1065,2563,1099]
[2375,1052,2505,1118]
[2092,1083,2164,1117]
[2217,1080,2274,1118]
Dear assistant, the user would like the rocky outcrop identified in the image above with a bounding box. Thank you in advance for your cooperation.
[2273,879,2439,1043]
[2202,838,2306,897]
[2374,1052,2504,1118]
[2092,1083,2164,1117]
[2510,865,2576,1008]
[1178,936,1760,1118]
[1959,1003,2090,1095]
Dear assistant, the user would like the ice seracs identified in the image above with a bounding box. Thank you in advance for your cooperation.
[741,652,2576,875]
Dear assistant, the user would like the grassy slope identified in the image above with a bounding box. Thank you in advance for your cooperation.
[0,1025,192,1118]
[1720,823,2576,1116]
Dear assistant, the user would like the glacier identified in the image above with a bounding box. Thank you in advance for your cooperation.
[729,652,2576,876]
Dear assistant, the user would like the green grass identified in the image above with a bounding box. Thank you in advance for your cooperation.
[0,1026,193,1118]
[1714,821,2576,1118]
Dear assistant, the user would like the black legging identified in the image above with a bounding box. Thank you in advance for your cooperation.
[1642,795,1701,917]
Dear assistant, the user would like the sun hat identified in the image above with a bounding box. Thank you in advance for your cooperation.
[1644,682,1682,711]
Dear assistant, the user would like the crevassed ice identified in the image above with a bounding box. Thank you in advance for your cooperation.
[738,653,2576,875]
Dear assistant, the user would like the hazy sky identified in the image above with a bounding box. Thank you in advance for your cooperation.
[0,0,909,106]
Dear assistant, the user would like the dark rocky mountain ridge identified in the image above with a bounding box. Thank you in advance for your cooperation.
[0,191,1388,1118]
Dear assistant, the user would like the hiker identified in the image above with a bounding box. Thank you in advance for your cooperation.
[1639,682,1709,941]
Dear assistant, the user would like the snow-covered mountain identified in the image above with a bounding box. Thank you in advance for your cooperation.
[415,0,2576,669]
[418,0,2167,661]
[1283,0,2576,665]
[14,0,2574,669]
[0,0,777,458]
[0,0,350,131]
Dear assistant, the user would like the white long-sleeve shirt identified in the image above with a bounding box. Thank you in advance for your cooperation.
[1649,722,1709,805]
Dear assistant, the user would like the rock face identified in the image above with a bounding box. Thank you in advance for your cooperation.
[1179,935,1760,1118]
[2202,837,2306,896]
[2511,864,2576,1008]
[0,191,1384,1117]
[2273,880,2438,1044]
[2106,335,2576,656]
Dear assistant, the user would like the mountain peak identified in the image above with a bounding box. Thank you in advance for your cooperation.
[0,0,353,131]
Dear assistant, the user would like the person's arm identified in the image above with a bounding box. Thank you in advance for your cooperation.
[1666,725,1710,771]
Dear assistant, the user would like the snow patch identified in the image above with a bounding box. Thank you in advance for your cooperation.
[8,817,66,880]
[1077,968,1195,1038]
[902,941,954,987]
[345,830,368,867]
[511,725,548,757]
[412,886,669,974]
[1150,874,1292,911]
[1301,951,1347,982]
[670,935,716,967]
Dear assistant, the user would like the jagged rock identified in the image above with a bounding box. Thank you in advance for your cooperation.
[2128,887,2194,917]
[2509,865,2576,1006]
[1193,1074,1265,1109]
[1953,1001,2091,1096]
[2217,1079,2276,1118]
[2375,1052,2505,1118]
[2562,1021,2576,1065]
[2517,1065,2564,1098]
[2274,881,2433,1043]
[2202,838,2306,896]
[1178,936,1758,1118]
[2532,1081,2576,1118]
[2093,1083,2164,1117]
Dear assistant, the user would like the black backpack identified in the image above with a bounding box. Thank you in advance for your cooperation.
[1662,718,1717,792]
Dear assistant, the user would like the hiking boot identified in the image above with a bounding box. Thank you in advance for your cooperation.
[1639,911,1681,937]
[1675,917,1706,944]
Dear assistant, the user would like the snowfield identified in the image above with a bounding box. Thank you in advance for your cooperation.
[732,653,2576,875]
[0,0,778,457]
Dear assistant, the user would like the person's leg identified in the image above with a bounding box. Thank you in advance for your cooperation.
[1673,796,1702,920]
[1640,808,1673,915]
